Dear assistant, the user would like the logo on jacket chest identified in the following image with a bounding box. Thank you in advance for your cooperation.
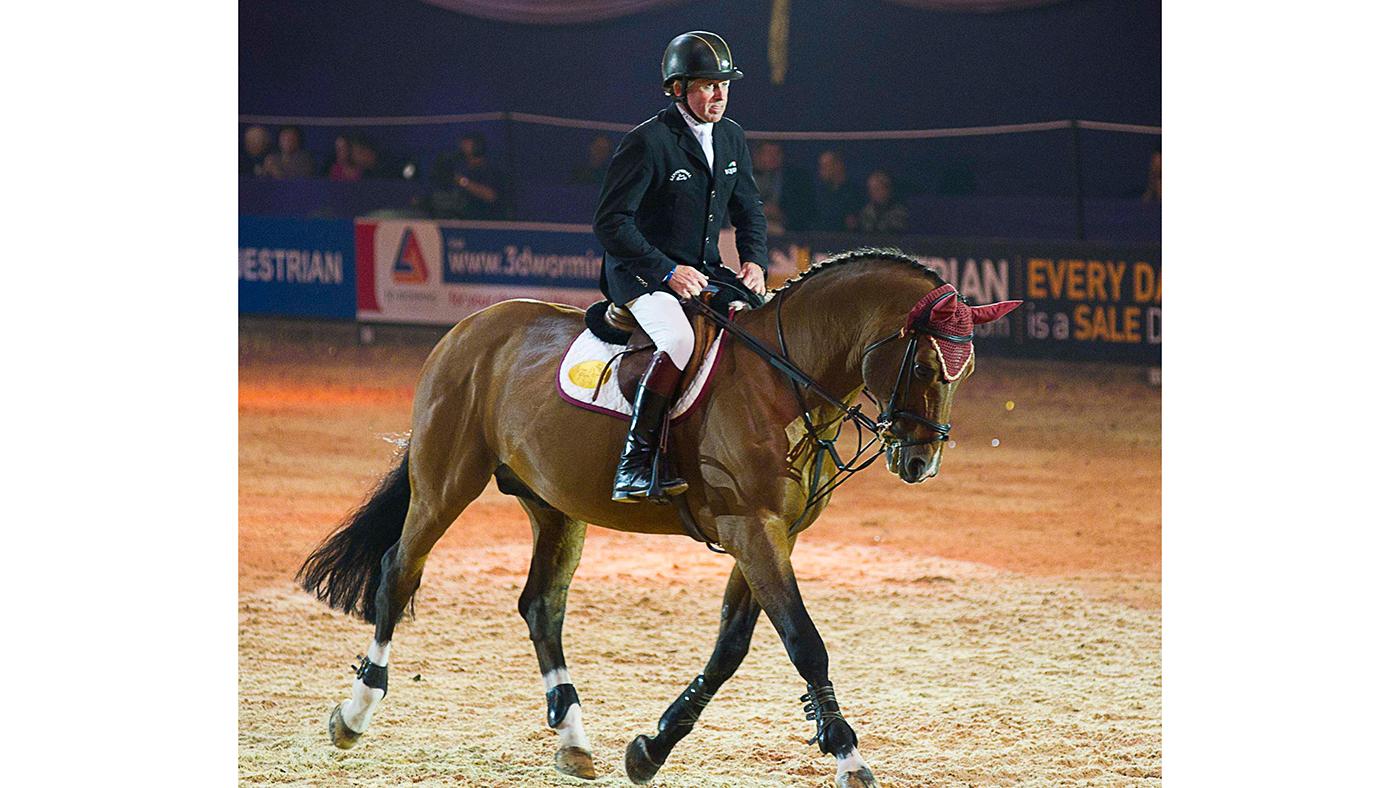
[669,168,692,181]
[724,160,737,176]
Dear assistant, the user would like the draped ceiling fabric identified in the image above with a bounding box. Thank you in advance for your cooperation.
[881,0,1069,11]
[416,0,1068,25]
[414,0,694,25]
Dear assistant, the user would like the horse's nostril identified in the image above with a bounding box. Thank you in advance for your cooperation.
[908,457,926,478]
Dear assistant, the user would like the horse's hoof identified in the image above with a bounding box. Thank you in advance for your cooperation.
[328,703,363,750]
[554,746,598,780]
[837,765,879,788]
[624,734,663,784]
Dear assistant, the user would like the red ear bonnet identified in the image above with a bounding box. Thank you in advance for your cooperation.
[969,300,1022,325]
[901,284,1022,381]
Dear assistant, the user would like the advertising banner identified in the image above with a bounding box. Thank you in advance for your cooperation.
[355,219,604,324]
[238,216,356,318]
[769,233,1161,364]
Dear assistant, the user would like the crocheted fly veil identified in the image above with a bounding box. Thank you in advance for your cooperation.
[901,283,1021,381]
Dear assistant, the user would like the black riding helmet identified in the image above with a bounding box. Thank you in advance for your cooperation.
[661,31,743,98]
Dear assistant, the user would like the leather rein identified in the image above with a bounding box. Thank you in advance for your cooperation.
[684,283,959,546]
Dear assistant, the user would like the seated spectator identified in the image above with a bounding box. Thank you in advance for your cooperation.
[856,171,909,234]
[430,132,508,220]
[569,134,613,186]
[350,136,380,179]
[752,141,814,234]
[328,135,361,181]
[241,125,272,176]
[262,125,317,179]
[1141,150,1161,202]
[811,150,863,232]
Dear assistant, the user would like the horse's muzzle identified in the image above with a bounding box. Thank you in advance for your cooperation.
[887,443,943,483]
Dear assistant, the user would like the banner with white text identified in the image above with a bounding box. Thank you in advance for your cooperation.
[238,216,356,318]
[355,219,604,324]
[770,233,1161,364]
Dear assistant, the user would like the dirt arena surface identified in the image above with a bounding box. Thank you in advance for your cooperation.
[239,316,1160,787]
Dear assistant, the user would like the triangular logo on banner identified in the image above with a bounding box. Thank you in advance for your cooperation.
[391,228,429,284]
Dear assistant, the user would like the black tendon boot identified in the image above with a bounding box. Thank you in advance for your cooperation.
[613,352,689,502]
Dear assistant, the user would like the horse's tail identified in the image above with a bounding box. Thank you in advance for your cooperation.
[297,447,412,624]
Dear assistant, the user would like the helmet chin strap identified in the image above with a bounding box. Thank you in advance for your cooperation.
[674,78,706,123]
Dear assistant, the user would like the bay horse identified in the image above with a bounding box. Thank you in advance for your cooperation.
[298,248,1020,787]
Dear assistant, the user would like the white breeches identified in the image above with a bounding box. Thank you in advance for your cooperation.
[626,291,694,363]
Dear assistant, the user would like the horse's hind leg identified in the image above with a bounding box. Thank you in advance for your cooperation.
[330,443,494,749]
[625,563,762,785]
[513,492,598,779]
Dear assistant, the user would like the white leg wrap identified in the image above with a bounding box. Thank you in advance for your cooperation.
[836,748,872,777]
[339,641,389,733]
[541,667,571,691]
[555,704,592,751]
[541,667,591,751]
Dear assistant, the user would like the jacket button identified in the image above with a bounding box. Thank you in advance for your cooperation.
[711,191,716,197]
[708,214,713,220]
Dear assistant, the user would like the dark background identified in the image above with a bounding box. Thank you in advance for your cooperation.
[240,0,1160,234]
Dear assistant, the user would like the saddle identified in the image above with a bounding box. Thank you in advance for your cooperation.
[584,293,721,402]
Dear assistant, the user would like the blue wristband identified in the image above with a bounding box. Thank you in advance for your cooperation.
[663,266,676,283]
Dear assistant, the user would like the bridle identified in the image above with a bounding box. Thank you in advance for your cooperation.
[685,282,963,546]
[858,288,969,448]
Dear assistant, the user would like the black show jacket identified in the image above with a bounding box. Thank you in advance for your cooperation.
[594,103,768,305]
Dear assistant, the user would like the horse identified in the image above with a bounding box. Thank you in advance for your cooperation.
[297,247,1021,787]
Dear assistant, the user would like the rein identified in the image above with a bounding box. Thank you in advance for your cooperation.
[685,283,956,545]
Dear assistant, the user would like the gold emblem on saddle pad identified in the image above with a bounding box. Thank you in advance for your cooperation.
[568,360,612,389]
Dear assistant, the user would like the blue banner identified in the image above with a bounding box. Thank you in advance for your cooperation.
[238,216,356,318]
[438,226,603,289]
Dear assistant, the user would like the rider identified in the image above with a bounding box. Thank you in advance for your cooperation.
[594,30,769,503]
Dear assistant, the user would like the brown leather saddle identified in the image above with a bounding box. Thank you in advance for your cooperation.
[600,294,720,402]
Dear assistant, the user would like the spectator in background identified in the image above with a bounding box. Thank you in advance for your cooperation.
[570,134,614,186]
[263,125,317,179]
[431,132,507,219]
[350,136,380,179]
[328,135,361,181]
[242,125,272,176]
[811,150,863,232]
[1141,150,1161,202]
[856,170,909,234]
[751,141,814,234]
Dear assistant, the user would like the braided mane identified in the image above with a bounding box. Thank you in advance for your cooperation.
[771,247,948,294]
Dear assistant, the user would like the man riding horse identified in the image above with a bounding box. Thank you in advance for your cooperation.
[594,30,769,503]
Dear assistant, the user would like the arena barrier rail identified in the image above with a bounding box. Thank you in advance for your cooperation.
[239,112,1161,241]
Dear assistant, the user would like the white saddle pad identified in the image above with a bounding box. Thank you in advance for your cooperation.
[556,328,727,421]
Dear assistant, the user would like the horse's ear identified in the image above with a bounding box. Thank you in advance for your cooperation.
[968,300,1022,325]
[929,294,960,320]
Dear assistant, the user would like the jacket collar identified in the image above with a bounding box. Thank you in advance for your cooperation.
[661,103,712,177]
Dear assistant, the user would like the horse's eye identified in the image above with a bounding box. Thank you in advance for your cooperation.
[913,363,934,381]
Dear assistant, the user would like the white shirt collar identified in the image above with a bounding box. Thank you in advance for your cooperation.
[679,106,715,171]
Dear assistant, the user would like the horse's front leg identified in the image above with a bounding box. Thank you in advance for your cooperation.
[516,498,597,780]
[724,515,879,788]
[625,563,763,784]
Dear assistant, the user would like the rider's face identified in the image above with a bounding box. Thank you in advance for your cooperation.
[682,79,729,123]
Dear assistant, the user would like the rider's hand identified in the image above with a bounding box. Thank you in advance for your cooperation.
[667,265,709,299]
[739,262,767,296]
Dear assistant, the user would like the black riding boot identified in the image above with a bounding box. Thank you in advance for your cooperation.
[613,353,689,503]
